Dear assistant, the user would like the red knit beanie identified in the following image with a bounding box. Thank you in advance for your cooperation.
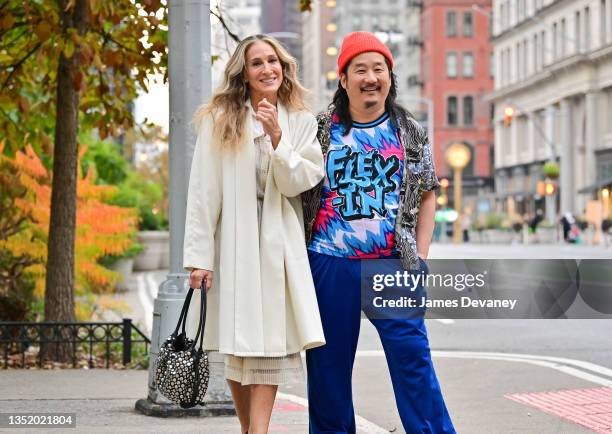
[337,31,394,75]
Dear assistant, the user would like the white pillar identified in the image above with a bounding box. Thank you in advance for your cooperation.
[528,112,537,162]
[494,121,503,168]
[546,105,556,160]
[560,99,575,214]
[510,114,518,166]
[585,91,599,187]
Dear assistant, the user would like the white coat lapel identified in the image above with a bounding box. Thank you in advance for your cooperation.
[258,102,290,352]
[233,110,265,353]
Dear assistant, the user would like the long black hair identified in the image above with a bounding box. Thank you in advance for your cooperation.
[330,57,412,136]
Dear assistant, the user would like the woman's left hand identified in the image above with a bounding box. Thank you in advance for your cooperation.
[256,98,282,148]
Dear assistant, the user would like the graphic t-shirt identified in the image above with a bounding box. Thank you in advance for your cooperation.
[308,112,404,258]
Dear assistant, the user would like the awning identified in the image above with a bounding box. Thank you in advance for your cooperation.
[577,178,612,194]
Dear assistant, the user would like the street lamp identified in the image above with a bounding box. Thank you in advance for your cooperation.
[445,142,471,244]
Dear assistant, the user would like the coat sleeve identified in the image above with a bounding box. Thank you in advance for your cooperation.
[270,111,324,198]
[183,115,222,272]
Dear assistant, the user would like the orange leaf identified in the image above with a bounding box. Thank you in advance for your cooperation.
[2,13,16,30]
[18,96,30,113]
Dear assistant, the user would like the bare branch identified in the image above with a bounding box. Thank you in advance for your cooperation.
[0,22,28,42]
[0,105,22,132]
[1,42,43,91]
[97,30,144,57]
[210,8,240,44]
[0,216,28,240]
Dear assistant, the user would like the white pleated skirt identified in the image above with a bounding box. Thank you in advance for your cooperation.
[224,353,304,386]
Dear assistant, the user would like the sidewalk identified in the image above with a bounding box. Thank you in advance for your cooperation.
[85,244,612,433]
[1,353,610,433]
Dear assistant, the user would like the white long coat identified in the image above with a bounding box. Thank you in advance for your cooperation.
[182,103,326,356]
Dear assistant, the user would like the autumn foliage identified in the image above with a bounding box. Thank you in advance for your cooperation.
[0,142,138,320]
[0,0,168,156]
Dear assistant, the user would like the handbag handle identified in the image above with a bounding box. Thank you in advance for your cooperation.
[172,287,195,337]
[190,286,207,351]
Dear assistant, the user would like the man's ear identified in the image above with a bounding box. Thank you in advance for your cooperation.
[340,73,347,90]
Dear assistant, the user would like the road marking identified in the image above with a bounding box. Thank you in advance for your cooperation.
[433,318,455,325]
[277,392,389,434]
[355,350,612,386]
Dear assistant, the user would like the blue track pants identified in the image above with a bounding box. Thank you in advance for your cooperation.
[306,250,456,434]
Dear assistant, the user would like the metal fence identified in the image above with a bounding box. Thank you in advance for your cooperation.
[0,319,150,369]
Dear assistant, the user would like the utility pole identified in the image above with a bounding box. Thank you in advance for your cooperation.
[136,0,234,417]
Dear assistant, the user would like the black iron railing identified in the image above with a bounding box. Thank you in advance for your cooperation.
[0,319,150,369]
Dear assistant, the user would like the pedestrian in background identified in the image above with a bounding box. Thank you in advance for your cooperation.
[183,34,325,434]
[560,212,577,243]
[302,31,455,434]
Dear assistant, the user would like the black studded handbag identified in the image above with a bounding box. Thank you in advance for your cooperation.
[153,286,210,408]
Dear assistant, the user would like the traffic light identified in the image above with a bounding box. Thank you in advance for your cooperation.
[503,106,515,127]
[537,180,557,196]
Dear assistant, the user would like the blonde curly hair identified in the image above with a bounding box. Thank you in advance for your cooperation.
[193,34,309,151]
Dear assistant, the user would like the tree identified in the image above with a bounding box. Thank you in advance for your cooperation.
[0,142,138,321]
[0,0,167,361]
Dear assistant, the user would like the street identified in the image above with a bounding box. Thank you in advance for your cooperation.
[97,243,612,432]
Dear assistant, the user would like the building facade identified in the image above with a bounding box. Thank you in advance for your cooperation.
[420,0,495,213]
[302,0,423,115]
[301,0,337,111]
[260,0,304,77]
[210,0,262,89]
[489,0,612,221]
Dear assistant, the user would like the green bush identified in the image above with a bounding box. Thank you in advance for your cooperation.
[98,242,144,267]
[80,132,167,231]
[542,161,560,179]
[81,134,129,186]
[484,213,504,229]
[109,172,167,230]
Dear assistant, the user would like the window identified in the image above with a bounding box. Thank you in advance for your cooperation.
[446,52,458,77]
[540,30,546,65]
[561,18,567,56]
[447,11,457,36]
[463,96,474,126]
[463,52,474,77]
[523,39,528,76]
[500,3,506,31]
[447,96,458,125]
[372,15,379,30]
[552,22,558,59]
[602,0,607,46]
[463,11,473,37]
[515,41,521,80]
[585,7,591,50]
[533,33,539,71]
[489,52,494,77]
[576,11,582,53]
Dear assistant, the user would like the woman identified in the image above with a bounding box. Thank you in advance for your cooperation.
[183,34,325,434]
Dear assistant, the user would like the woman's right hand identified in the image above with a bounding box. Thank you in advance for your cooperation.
[189,269,213,292]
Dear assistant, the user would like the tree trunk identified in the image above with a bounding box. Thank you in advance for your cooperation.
[42,0,88,363]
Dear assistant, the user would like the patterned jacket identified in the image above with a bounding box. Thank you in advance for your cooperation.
[301,108,440,270]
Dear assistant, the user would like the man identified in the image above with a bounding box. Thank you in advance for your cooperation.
[302,32,456,433]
